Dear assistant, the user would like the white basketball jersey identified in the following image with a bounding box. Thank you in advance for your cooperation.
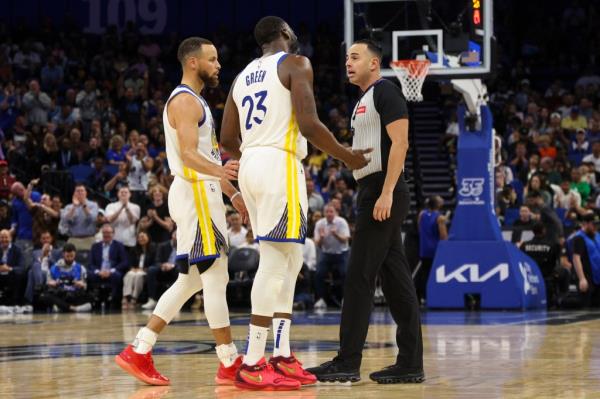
[164,84,222,181]
[232,51,307,159]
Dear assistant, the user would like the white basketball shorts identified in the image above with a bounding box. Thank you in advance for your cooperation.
[239,146,308,243]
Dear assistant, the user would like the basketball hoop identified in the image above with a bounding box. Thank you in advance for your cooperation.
[390,60,431,102]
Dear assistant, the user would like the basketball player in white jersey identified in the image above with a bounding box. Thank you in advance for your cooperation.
[221,16,371,390]
[115,37,247,386]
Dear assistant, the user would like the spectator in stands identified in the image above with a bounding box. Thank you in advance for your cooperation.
[76,79,99,135]
[313,204,350,309]
[588,118,600,142]
[104,161,129,200]
[520,153,540,183]
[520,223,569,308]
[571,167,591,205]
[525,174,552,207]
[307,178,324,212]
[22,79,51,126]
[512,205,536,242]
[88,223,129,309]
[539,157,562,185]
[38,243,92,313]
[0,229,25,305]
[31,192,60,246]
[69,128,88,164]
[582,142,600,174]
[138,186,173,244]
[0,200,11,231]
[552,177,582,209]
[496,185,517,217]
[126,142,153,205]
[105,186,140,253]
[525,191,564,245]
[39,133,60,170]
[0,160,16,200]
[543,112,563,136]
[58,137,78,170]
[87,157,111,193]
[106,134,127,166]
[25,231,61,304]
[141,230,178,310]
[227,212,247,249]
[580,163,598,192]
[122,230,155,309]
[561,106,588,134]
[536,135,557,160]
[571,213,600,307]
[416,196,447,303]
[52,105,77,131]
[59,184,99,250]
[40,56,63,92]
[570,128,591,159]
[83,136,105,164]
[509,141,530,181]
[118,87,142,130]
[10,181,40,265]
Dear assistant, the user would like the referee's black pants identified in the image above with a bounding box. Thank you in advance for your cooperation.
[338,174,423,370]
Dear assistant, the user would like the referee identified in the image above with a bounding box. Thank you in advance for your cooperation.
[307,39,424,384]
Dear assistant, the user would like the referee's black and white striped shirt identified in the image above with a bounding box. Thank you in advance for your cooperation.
[350,78,408,181]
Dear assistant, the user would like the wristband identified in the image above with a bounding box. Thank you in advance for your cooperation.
[231,191,241,201]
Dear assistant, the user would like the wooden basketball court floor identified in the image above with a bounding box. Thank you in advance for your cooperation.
[1,308,600,399]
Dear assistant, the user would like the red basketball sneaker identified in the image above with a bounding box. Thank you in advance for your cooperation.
[215,355,243,385]
[115,345,170,386]
[235,357,301,390]
[269,353,317,385]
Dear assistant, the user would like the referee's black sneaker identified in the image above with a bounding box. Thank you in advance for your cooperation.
[305,359,360,383]
[369,364,425,384]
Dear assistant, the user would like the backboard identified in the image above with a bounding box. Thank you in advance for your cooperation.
[344,0,494,79]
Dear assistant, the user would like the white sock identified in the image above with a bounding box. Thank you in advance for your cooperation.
[132,327,158,354]
[216,342,238,368]
[243,324,269,366]
[272,318,291,357]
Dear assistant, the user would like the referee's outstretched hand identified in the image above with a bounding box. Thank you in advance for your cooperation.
[345,148,373,170]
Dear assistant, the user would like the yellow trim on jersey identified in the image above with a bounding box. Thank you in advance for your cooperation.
[186,167,217,256]
[197,181,217,255]
[285,112,301,239]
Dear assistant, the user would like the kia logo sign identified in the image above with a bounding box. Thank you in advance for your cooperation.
[436,263,509,283]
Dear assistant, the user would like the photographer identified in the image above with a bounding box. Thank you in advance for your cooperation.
[38,243,92,312]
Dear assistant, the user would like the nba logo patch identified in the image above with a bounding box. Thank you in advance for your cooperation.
[356,105,367,115]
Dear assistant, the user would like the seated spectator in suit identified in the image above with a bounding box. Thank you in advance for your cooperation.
[88,223,129,309]
[141,230,178,310]
[25,231,62,304]
[38,243,92,312]
[122,231,156,309]
[0,229,25,305]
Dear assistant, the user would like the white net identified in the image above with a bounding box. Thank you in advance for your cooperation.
[390,60,431,102]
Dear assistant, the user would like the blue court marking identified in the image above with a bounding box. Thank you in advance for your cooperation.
[0,340,392,363]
